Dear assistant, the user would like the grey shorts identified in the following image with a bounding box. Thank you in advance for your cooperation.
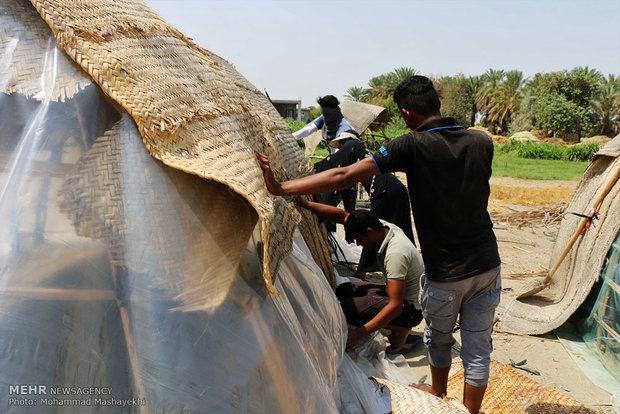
[419,266,501,387]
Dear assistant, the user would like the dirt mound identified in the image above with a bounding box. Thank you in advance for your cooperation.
[491,134,509,144]
[539,137,569,146]
[581,135,612,145]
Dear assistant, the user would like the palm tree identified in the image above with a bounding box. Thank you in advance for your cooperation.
[393,67,418,84]
[367,73,397,101]
[344,86,369,102]
[592,74,620,136]
[465,75,484,126]
[477,69,506,132]
[486,70,524,133]
[367,67,418,103]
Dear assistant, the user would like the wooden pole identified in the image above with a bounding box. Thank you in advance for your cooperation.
[0,287,115,301]
[109,253,148,414]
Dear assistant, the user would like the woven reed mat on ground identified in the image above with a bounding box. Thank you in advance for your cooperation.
[371,377,468,414]
[498,135,620,334]
[28,0,334,293]
[0,0,92,101]
[446,361,598,413]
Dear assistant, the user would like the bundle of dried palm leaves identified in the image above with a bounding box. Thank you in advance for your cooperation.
[491,203,566,228]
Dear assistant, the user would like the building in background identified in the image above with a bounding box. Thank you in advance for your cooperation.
[271,99,310,122]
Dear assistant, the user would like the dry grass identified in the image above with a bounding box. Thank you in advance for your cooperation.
[490,203,566,228]
[490,184,573,206]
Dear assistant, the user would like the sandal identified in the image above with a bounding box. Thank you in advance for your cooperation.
[385,342,414,354]
[405,334,423,346]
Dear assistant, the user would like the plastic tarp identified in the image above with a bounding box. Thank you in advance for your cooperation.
[558,230,620,412]
[583,230,620,385]
[0,2,416,412]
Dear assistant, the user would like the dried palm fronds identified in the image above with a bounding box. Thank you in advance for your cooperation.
[491,203,566,228]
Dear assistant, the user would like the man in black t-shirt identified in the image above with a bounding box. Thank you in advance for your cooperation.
[256,76,500,414]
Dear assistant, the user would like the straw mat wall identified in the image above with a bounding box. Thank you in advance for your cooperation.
[27,0,335,293]
[0,0,92,101]
[499,135,620,334]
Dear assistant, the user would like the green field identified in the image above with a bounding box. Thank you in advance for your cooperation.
[308,150,588,181]
[492,153,588,180]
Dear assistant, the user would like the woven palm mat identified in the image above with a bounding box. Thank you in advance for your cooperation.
[0,0,92,101]
[446,361,598,413]
[498,138,620,335]
[208,52,335,287]
[28,0,334,293]
[371,377,468,414]
[58,115,259,312]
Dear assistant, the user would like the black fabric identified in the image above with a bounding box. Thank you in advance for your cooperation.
[371,117,500,282]
[320,106,343,142]
[313,138,367,235]
[336,282,423,328]
[313,138,367,173]
[314,139,415,256]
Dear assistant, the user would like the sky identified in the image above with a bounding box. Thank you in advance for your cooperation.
[145,0,620,108]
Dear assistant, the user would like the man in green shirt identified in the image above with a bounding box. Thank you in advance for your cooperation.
[294,197,424,353]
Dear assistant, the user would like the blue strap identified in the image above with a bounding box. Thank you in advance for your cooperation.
[370,155,382,174]
[426,125,464,132]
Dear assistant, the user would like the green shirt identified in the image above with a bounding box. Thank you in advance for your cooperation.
[376,220,425,304]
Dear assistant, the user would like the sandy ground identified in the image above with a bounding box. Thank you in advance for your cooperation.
[364,177,614,412]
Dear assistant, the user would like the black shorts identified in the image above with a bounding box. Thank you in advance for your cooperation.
[335,281,423,328]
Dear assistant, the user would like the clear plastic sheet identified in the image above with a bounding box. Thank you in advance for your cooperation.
[556,231,620,412]
[0,4,411,413]
[582,231,620,383]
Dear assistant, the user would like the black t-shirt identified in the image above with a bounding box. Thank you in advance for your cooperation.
[371,117,500,282]
[313,138,368,173]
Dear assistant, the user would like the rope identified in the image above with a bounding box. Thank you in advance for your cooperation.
[568,207,600,231]
[326,231,358,273]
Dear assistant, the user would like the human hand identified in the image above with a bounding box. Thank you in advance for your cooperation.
[345,328,366,351]
[254,151,284,195]
[293,195,309,209]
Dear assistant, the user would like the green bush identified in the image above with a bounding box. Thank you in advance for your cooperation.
[286,120,306,132]
[565,143,599,161]
[495,139,524,154]
[494,140,599,162]
[517,144,563,160]
[385,128,409,139]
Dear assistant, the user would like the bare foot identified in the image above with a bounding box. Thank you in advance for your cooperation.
[409,382,435,394]
[387,329,409,349]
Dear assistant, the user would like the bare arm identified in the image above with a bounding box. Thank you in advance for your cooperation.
[255,151,379,196]
[294,196,350,224]
[346,279,406,350]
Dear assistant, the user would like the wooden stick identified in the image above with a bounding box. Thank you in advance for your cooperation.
[109,254,148,413]
[496,237,536,247]
[0,287,167,302]
[0,155,73,177]
[593,314,620,342]
[247,305,300,413]
[0,287,115,301]
[543,163,620,286]
[518,163,620,299]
